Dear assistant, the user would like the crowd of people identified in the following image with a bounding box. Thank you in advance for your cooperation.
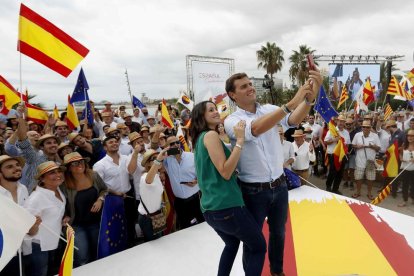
[2,67,413,276]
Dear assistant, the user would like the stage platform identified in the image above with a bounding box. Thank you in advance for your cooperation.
[73,186,414,275]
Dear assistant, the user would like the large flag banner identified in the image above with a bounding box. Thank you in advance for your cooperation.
[315,87,338,123]
[383,141,399,177]
[18,4,89,77]
[0,76,22,115]
[58,225,75,276]
[176,93,194,111]
[273,186,414,276]
[0,193,36,271]
[132,95,146,109]
[70,68,89,104]
[66,95,80,130]
[161,99,174,129]
[97,195,128,259]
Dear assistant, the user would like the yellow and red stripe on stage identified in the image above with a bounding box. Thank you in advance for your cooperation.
[18,4,89,77]
[261,187,414,275]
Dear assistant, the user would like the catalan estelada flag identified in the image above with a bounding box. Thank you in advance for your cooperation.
[18,4,89,77]
[337,84,348,109]
[161,99,174,129]
[383,141,399,177]
[386,76,404,97]
[384,104,393,121]
[58,225,74,276]
[0,75,22,115]
[66,95,80,130]
[363,78,374,105]
[264,186,414,276]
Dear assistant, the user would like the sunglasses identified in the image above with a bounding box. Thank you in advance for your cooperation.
[362,126,370,129]
[169,141,180,146]
[70,160,85,167]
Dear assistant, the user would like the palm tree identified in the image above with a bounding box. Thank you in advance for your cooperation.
[257,42,284,104]
[289,45,317,86]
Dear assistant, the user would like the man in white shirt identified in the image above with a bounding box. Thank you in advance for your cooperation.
[224,70,322,276]
[163,136,204,229]
[303,114,323,176]
[127,132,146,204]
[291,130,316,184]
[93,137,137,247]
[132,108,143,124]
[117,123,133,155]
[324,115,351,194]
[351,120,381,199]
[279,127,294,169]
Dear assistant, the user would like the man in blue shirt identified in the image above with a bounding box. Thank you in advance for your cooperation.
[224,70,322,276]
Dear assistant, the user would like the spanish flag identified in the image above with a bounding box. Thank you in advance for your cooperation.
[66,95,80,130]
[337,84,348,109]
[333,137,348,171]
[268,186,414,276]
[26,103,48,124]
[58,225,74,276]
[18,4,89,77]
[0,75,22,115]
[161,99,174,129]
[382,141,399,177]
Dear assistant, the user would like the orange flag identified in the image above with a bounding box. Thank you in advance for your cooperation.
[382,141,399,177]
[58,225,74,276]
[18,4,89,77]
[161,99,174,129]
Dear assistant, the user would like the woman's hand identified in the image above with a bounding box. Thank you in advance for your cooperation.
[28,216,42,236]
[90,199,103,213]
[233,120,246,145]
[62,216,71,226]
[157,147,169,162]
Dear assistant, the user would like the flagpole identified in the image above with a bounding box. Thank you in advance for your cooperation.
[18,248,23,276]
[125,69,134,110]
[40,223,79,250]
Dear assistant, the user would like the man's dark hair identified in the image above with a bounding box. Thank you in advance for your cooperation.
[103,136,117,147]
[225,73,248,101]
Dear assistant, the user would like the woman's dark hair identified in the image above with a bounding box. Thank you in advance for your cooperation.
[190,101,216,147]
[60,111,67,122]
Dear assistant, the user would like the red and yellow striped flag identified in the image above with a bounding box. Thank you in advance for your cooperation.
[58,225,74,276]
[333,137,348,171]
[328,120,339,137]
[384,104,393,121]
[66,95,80,130]
[26,103,48,124]
[161,99,174,129]
[382,141,399,177]
[18,4,89,77]
[371,185,391,205]
[0,75,22,115]
[386,76,404,97]
[337,84,349,109]
[362,78,374,105]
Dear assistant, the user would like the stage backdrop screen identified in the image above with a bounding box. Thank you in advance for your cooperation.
[328,64,381,100]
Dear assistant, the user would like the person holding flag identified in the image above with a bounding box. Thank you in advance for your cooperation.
[324,115,351,194]
[351,120,381,199]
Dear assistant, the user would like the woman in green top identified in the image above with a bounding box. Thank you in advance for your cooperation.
[190,101,266,276]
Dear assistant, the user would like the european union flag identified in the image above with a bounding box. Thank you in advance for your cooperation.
[132,95,146,109]
[331,64,343,78]
[97,195,128,259]
[80,101,94,125]
[70,67,89,104]
[284,168,301,190]
[315,86,338,123]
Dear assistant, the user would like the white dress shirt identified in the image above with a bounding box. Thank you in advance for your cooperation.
[324,128,351,154]
[163,152,199,199]
[401,149,414,171]
[128,153,145,200]
[292,141,316,170]
[224,103,294,183]
[352,132,381,168]
[93,154,131,193]
[119,136,133,155]
[281,140,295,169]
[378,129,391,154]
[0,182,28,206]
[23,186,66,253]
[138,173,164,215]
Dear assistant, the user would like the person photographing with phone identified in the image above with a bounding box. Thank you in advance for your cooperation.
[224,63,322,275]
[162,135,204,229]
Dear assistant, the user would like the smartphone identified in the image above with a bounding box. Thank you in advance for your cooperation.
[307,54,316,71]
[167,147,180,156]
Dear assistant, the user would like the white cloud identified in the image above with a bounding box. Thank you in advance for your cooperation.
[1,0,413,108]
